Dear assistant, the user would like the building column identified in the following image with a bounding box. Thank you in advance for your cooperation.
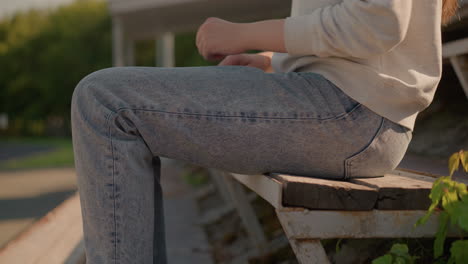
[112,17,125,67]
[156,32,175,67]
[125,38,135,66]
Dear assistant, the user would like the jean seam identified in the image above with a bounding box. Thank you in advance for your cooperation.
[113,104,363,122]
[105,111,119,264]
[344,116,385,180]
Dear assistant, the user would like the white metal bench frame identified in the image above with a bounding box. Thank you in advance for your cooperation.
[443,37,468,99]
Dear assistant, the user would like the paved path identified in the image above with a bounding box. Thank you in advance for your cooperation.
[0,142,55,162]
[161,158,213,264]
[0,168,77,247]
[0,158,213,263]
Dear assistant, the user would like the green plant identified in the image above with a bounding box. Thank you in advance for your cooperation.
[181,164,210,187]
[372,244,419,264]
[0,0,112,136]
[415,150,468,263]
[372,150,468,264]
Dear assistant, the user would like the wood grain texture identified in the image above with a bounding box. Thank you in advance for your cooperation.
[271,173,378,210]
[350,172,435,210]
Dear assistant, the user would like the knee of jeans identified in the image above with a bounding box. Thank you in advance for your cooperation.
[71,68,119,127]
[72,67,115,104]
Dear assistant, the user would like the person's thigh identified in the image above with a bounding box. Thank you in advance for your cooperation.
[73,65,383,179]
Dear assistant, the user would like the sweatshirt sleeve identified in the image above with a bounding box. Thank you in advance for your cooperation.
[284,0,412,58]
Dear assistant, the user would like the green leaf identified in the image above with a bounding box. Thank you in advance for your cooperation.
[373,243,418,264]
[454,198,468,232]
[460,150,468,172]
[434,211,449,258]
[335,238,343,253]
[392,244,419,264]
[462,193,468,203]
[450,240,468,264]
[390,243,409,256]
[448,256,456,264]
[454,182,467,197]
[372,254,393,264]
[431,177,450,204]
[416,177,450,227]
[394,256,406,264]
[442,189,459,212]
[449,152,460,177]
[415,214,429,227]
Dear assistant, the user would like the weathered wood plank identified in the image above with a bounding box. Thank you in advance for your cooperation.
[0,193,83,264]
[230,173,283,208]
[276,209,466,240]
[393,168,442,178]
[230,168,462,212]
[271,173,378,210]
[350,172,434,210]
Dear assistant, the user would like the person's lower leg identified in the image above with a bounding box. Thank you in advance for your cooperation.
[71,70,167,264]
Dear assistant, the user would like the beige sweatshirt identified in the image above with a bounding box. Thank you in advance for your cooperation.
[271,0,443,131]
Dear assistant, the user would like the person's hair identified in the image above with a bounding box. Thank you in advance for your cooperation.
[442,0,459,25]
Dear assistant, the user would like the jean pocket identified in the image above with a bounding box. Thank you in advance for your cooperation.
[344,117,412,179]
[296,72,362,118]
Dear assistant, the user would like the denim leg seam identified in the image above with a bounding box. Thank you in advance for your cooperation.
[344,117,385,179]
[113,104,363,121]
[105,111,119,264]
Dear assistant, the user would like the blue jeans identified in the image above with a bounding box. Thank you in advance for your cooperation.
[71,65,412,263]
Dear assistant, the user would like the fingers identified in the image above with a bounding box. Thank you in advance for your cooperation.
[219,54,270,72]
[195,20,205,58]
[196,17,217,60]
[196,17,216,50]
[219,54,244,66]
[197,17,240,61]
[218,56,233,66]
[208,54,226,62]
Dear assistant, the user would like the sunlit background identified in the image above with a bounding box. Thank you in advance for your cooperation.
[0,0,467,263]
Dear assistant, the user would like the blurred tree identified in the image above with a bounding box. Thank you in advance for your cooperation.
[0,0,111,136]
[174,33,216,68]
[0,0,215,137]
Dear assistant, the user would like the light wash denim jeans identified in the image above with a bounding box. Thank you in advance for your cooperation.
[71,65,412,263]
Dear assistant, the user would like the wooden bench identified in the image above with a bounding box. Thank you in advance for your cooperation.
[3,169,465,263]
[205,168,468,263]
